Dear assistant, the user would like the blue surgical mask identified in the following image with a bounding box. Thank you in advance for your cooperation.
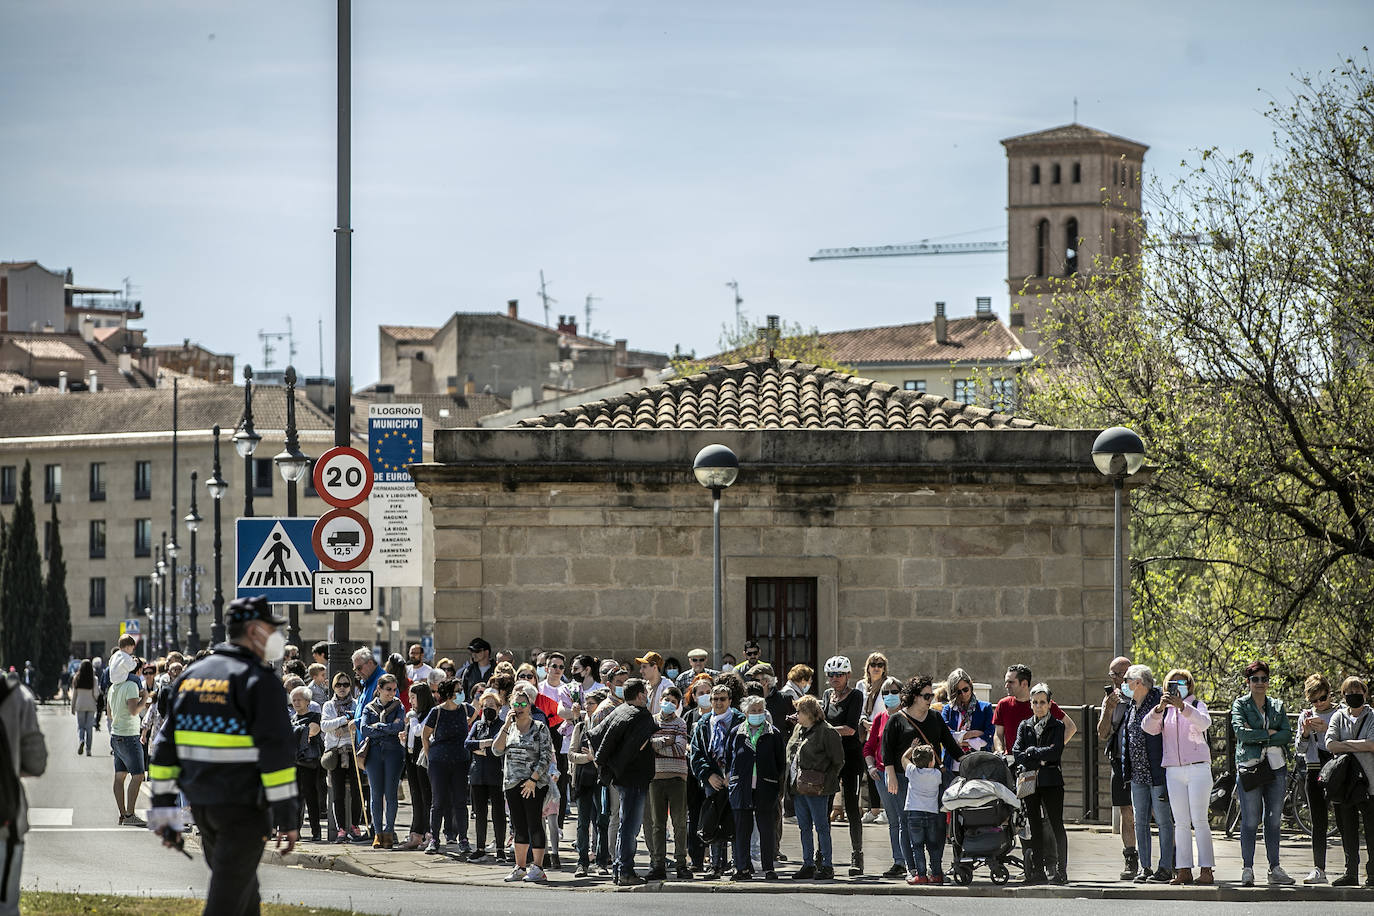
[666,669,679,681]
[1120,684,1133,700]
[536,666,547,680]
[747,712,767,727]
[697,694,711,709]
[455,692,466,705]
[883,693,901,710]
[614,686,625,699]
[660,701,678,716]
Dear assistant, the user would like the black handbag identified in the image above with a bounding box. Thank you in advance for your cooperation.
[698,789,735,844]
[1237,757,1275,792]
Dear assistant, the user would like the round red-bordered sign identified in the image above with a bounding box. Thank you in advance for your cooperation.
[312,508,373,571]
[313,446,373,509]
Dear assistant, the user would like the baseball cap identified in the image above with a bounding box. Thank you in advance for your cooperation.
[226,596,286,628]
[467,637,492,653]
[634,651,664,669]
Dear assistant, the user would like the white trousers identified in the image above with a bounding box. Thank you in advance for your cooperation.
[1165,761,1214,868]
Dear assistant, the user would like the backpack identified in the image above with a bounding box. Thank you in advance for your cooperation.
[1318,710,1373,805]
[0,674,27,842]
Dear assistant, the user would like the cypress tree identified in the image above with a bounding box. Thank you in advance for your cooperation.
[37,502,72,698]
[0,462,43,673]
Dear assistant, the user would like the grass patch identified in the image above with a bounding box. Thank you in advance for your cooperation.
[21,891,364,915]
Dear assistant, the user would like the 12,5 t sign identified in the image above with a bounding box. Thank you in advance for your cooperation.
[313,446,373,509]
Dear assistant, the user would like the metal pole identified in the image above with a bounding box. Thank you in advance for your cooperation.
[285,367,301,649]
[187,471,201,653]
[243,366,256,519]
[1113,475,1124,659]
[159,532,168,655]
[330,0,354,685]
[210,425,225,646]
[170,379,179,653]
[153,545,162,657]
[712,487,722,670]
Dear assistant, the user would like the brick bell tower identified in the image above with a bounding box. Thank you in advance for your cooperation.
[1001,124,1148,357]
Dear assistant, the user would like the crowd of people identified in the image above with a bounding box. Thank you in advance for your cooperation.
[71,633,1374,889]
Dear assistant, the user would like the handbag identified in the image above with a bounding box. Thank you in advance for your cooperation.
[1015,769,1039,798]
[1237,757,1274,791]
[320,747,341,772]
[795,768,828,796]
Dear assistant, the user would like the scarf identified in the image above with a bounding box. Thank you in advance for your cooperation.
[1032,712,1051,740]
[710,710,733,762]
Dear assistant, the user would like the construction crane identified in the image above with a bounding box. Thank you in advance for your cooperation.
[810,239,1006,261]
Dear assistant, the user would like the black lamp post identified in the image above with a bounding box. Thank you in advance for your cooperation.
[151,550,163,656]
[233,365,261,519]
[157,532,168,655]
[206,425,228,646]
[693,444,739,669]
[274,366,311,648]
[1091,426,1146,659]
[184,470,203,653]
[169,377,180,654]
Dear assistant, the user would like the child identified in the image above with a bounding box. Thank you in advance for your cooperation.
[308,663,330,707]
[901,742,946,885]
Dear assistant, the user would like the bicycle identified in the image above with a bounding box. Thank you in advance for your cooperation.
[1222,755,1338,839]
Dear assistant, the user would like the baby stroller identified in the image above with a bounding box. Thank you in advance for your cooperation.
[941,750,1025,885]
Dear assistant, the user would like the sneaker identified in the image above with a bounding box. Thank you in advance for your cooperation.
[121,814,146,827]
[907,874,927,885]
[504,867,527,882]
[645,865,667,881]
[1132,867,1150,883]
[424,840,440,854]
[524,864,547,883]
[1268,865,1294,885]
[335,830,348,844]
[764,870,778,880]
[930,872,945,885]
[793,865,816,880]
[458,839,472,854]
[615,872,646,887]
[815,865,835,880]
[1331,872,1359,886]
[467,848,488,862]
[574,863,588,878]
[597,865,612,877]
[776,852,788,863]
[1303,868,1327,885]
[783,816,797,825]
[882,863,908,879]
[1240,867,1255,887]
[1147,867,1173,883]
[861,811,879,824]
[874,811,887,825]
[675,864,693,880]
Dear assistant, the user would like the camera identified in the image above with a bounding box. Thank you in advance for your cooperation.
[1103,685,1114,696]
[1166,682,1180,698]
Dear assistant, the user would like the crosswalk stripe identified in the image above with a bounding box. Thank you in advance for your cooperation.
[28,808,73,826]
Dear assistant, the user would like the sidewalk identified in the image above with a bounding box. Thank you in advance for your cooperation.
[226,800,1374,900]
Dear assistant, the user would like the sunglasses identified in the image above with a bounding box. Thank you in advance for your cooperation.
[881,690,901,697]
[919,692,935,701]
[1249,675,1270,684]
[443,667,456,674]
[142,668,155,675]
[511,701,530,709]
[547,663,564,669]
[518,673,535,681]
[1312,693,1329,703]
[955,685,972,696]
[869,662,886,668]
[746,651,760,657]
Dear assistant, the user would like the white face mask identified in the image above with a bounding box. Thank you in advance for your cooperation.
[262,629,287,663]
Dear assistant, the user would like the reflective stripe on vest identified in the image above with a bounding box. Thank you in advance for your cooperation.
[261,766,296,788]
[174,730,255,749]
[178,745,260,763]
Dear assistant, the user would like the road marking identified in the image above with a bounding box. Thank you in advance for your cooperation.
[27,808,73,826]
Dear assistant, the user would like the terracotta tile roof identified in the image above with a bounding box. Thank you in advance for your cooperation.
[0,371,31,393]
[0,385,337,439]
[350,391,509,435]
[1001,123,1147,150]
[10,337,87,361]
[813,316,1027,365]
[380,325,439,342]
[516,357,1050,430]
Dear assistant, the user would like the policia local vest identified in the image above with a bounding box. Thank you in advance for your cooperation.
[148,643,300,827]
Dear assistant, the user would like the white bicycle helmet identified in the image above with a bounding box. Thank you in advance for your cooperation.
[824,655,852,676]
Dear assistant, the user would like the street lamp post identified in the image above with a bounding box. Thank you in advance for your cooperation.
[234,366,261,519]
[275,366,311,648]
[206,426,228,646]
[185,471,203,653]
[166,532,179,654]
[693,444,739,670]
[1091,426,1146,659]
[170,377,180,655]
[151,553,162,656]
[157,532,168,655]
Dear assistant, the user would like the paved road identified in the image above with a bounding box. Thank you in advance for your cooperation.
[19,705,1374,915]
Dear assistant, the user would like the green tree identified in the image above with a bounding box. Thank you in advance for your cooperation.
[672,312,854,377]
[1021,55,1374,698]
[37,502,71,699]
[0,462,43,674]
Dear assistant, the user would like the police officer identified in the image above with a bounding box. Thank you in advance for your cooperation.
[146,596,300,916]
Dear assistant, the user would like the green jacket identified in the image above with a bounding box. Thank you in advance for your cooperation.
[785,719,844,797]
[1231,693,1291,767]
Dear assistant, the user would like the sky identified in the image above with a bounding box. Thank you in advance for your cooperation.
[2,0,1369,387]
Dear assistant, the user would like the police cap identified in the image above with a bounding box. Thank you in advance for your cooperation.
[226,595,287,628]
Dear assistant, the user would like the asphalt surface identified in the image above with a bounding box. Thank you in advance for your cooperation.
[20,704,1374,915]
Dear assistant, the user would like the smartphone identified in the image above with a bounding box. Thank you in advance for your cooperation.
[1166,682,1180,698]
[1103,685,1114,696]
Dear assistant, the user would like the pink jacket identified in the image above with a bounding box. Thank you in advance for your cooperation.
[1142,696,1211,767]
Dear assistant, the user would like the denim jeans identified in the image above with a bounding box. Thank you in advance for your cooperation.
[793,793,833,867]
[364,745,405,834]
[1130,780,1174,872]
[1237,767,1287,869]
[875,768,909,866]
[575,784,605,866]
[616,784,648,877]
[902,810,946,877]
[76,710,95,751]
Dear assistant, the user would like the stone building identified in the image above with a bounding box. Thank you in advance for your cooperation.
[413,357,1129,712]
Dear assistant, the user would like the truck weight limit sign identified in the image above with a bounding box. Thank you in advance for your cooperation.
[312,508,373,571]
[313,445,373,509]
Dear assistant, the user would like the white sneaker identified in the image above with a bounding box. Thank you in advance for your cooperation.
[783,816,797,825]
[1268,865,1294,885]
[523,864,546,883]
[874,811,887,825]
[861,811,878,824]
[503,867,527,883]
[1303,867,1328,885]
[1240,867,1255,887]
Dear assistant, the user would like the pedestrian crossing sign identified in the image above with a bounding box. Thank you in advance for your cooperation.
[235,517,319,604]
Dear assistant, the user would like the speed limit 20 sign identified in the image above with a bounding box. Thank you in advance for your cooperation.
[313,446,373,508]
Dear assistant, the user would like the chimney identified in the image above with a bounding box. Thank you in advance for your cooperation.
[87,368,99,393]
[58,370,68,393]
[118,349,132,374]
[464,373,475,397]
[445,375,459,395]
[507,299,519,319]
[375,383,394,404]
[614,339,628,377]
[79,314,95,342]
[556,315,578,336]
[934,301,948,345]
[975,296,994,320]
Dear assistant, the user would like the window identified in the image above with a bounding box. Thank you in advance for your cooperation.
[134,576,152,612]
[89,462,106,501]
[0,466,14,504]
[1065,218,1079,276]
[43,464,61,503]
[1010,313,1026,329]
[1035,218,1050,277]
[1072,162,1081,183]
[89,520,106,559]
[954,379,978,404]
[903,380,926,393]
[1052,163,1061,184]
[1030,164,1040,185]
[252,458,274,497]
[746,577,817,680]
[89,578,106,617]
[134,460,152,500]
[43,520,53,559]
[1113,162,1119,185]
[991,378,1017,412]
[135,519,152,558]
[88,640,106,661]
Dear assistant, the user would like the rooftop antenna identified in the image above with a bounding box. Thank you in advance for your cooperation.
[584,293,600,337]
[284,315,298,364]
[726,279,743,327]
[318,316,325,378]
[538,270,557,326]
[1073,96,1078,122]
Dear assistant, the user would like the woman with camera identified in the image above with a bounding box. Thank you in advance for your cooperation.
[1142,668,1213,885]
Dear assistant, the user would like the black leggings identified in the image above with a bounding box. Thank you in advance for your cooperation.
[835,750,864,853]
[1307,765,1330,870]
[1335,798,1374,879]
[405,746,431,836]
[471,784,507,850]
[295,766,324,835]
[330,764,363,830]
[1025,786,1068,875]
[505,785,548,849]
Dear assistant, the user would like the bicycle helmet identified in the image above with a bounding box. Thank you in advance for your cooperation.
[824,655,852,676]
